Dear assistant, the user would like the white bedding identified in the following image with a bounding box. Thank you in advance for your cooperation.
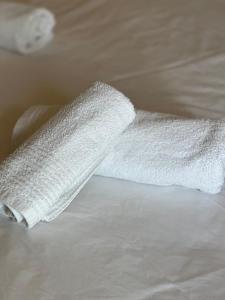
[1,0,225,299]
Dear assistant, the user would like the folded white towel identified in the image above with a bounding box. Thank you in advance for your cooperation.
[0,2,55,54]
[13,107,225,194]
[0,82,135,228]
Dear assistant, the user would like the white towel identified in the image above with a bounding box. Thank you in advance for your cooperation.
[0,82,135,228]
[0,2,55,54]
[13,107,225,194]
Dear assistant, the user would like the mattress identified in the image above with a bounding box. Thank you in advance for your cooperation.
[0,0,225,299]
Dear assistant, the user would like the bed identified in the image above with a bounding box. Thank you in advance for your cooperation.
[0,0,225,299]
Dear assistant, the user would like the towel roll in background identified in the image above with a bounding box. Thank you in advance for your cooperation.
[13,106,225,194]
[0,2,55,54]
[0,82,135,228]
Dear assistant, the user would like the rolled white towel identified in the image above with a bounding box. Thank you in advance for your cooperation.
[0,2,55,54]
[0,82,135,228]
[13,106,225,194]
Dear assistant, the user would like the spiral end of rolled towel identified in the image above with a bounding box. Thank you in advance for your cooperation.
[16,8,56,54]
[0,3,56,54]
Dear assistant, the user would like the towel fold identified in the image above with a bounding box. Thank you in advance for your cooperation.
[0,82,135,228]
[0,2,55,54]
[13,107,225,194]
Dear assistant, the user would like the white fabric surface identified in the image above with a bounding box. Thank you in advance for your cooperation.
[0,2,55,54]
[13,106,225,194]
[1,0,225,299]
[0,82,135,228]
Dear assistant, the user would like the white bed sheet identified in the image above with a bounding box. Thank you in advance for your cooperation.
[1,0,225,299]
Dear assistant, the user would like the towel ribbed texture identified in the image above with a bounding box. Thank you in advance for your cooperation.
[0,2,55,54]
[0,82,135,228]
[14,108,225,194]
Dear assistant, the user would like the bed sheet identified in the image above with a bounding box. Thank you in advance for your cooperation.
[1,0,225,299]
